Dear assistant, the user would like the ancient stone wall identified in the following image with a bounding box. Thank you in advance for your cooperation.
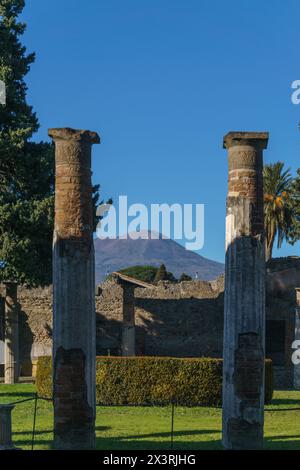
[0,270,295,388]
[96,277,225,358]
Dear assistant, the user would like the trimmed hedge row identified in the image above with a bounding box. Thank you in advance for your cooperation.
[36,356,273,406]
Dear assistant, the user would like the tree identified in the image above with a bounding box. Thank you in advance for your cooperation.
[166,270,177,283]
[286,168,300,245]
[179,273,192,282]
[263,162,295,261]
[0,0,38,189]
[154,264,169,283]
[0,1,107,285]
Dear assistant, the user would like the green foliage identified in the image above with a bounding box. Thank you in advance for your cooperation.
[118,265,159,283]
[0,2,108,285]
[153,264,177,283]
[179,273,192,282]
[0,0,38,186]
[288,168,300,245]
[263,162,296,260]
[116,265,177,284]
[165,270,177,283]
[35,355,52,399]
[0,141,55,285]
[0,0,50,285]
[153,264,168,283]
[36,356,273,406]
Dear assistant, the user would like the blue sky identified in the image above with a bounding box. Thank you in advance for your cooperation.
[22,0,300,264]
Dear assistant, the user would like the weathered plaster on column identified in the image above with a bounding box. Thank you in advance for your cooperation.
[49,127,100,450]
[222,132,268,450]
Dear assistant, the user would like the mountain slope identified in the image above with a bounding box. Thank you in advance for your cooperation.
[94,232,224,283]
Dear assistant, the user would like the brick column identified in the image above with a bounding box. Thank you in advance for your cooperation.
[49,128,100,450]
[294,288,300,389]
[121,284,136,356]
[0,404,15,450]
[222,132,268,450]
[4,282,19,384]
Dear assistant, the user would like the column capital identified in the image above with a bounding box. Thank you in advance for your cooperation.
[223,131,269,150]
[48,127,100,144]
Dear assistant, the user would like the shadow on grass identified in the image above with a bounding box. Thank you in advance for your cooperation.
[0,392,35,398]
[12,431,300,451]
[270,398,300,406]
[95,437,222,450]
[14,426,110,436]
[95,428,222,450]
[13,429,221,451]
[265,437,300,450]
[111,429,220,440]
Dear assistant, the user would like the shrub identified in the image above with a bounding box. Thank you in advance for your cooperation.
[36,356,274,406]
[153,264,168,283]
[36,356,52,399]
[179,273,193,282]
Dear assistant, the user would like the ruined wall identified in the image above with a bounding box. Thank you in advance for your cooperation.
[6,278,224,368]
[97,277,225,358]
[0,266,296,388]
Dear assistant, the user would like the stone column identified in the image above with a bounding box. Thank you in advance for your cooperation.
[121,284,136,356]
[49,128,100,450]
[222,132,269,450]
[4,282,19,384]
[0,405,15,450]
[294,288,300,389]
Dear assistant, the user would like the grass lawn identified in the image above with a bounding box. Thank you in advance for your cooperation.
[0,384,300,450]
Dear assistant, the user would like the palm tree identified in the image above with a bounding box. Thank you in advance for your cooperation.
[263,162,294,261]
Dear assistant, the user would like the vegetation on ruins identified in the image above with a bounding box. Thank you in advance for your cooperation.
[117,265,159,283]
[153,264,168,283]
[179,272,193,282]
[116,264,177,284]
[0,0,106,286]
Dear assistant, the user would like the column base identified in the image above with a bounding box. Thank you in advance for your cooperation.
[54,430,96,450]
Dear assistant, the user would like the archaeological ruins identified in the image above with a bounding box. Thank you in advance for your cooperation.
[0,128,299,449]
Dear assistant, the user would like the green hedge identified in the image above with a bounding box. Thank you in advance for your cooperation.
[36,356,273,406]
[35,355,52,399]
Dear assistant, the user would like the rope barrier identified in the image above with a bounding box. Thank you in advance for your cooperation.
[6,396,36,406]
[4,394,300,411]
[1,394,299,450]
